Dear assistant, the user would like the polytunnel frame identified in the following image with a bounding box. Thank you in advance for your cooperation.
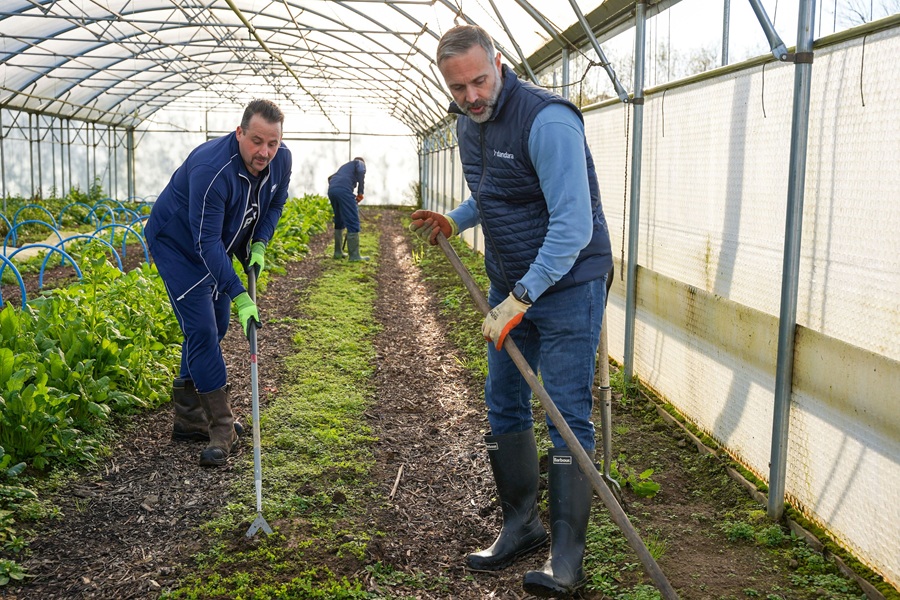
[1,0,591,202]
[0,1,543,131]
[0,109,135,208]
[1,0,895,591]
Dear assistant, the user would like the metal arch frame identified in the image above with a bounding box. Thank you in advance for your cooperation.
[2,0,620,138]
[244,1,451,123]
[1,2,438,124]
[2,10,233,95]
[429,0,538,78]
[1,20,252,126]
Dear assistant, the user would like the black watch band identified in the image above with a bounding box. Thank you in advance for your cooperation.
[512,282,532,305]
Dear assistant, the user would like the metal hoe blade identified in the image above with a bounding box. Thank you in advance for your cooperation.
[247,511,273,538]
[245,267,272,539]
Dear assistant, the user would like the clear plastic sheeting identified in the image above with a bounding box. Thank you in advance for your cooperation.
[0,0,612,134]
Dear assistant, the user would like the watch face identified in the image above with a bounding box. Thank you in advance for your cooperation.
[514,283,531,304]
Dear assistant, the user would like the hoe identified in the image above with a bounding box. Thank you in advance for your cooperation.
[244,266,273,539]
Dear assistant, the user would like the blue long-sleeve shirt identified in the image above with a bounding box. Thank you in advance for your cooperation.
[447,103,594,300]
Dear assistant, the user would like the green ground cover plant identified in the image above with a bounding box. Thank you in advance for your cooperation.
[0,193,333,590]
[163,228,383,600]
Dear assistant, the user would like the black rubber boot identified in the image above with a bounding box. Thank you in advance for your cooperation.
[466,428,549,571]
[522,447,594,598]
[333,228,347,259]
[171,378,209,442]
[347,232,369,262]
[198,386,242,467]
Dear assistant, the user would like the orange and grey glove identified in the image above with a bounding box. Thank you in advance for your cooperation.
[409,210,458,245]
[248,241,266,274]
[482,293,530,350]
[356,194,364,204]
[234,292,260,337]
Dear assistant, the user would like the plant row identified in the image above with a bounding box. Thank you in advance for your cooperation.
[0,192,333,586]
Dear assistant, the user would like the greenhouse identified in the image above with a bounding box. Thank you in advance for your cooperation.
[0,0,897,598]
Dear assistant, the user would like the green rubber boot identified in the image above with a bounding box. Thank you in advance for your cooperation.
[333,228,347,259]
[347,231,369,262]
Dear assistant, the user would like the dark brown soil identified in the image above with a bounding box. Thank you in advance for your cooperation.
[1,208,871,600]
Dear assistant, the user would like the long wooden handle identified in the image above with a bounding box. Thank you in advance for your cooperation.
[435,233,678,599]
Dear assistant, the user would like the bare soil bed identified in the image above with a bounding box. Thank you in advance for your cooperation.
[2,208,871,600]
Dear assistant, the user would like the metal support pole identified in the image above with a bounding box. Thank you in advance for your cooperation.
[422,143,428,210]
[624,0,647,382]
[66,120,72,195]
[562,49,570,100]
[84,124,97,197]
[29,113,35,198]
[109,127,115,199]
[566,0,630,102]
[722,0,731,66]
[748,0,789,60]
[37,117,43,197]
[768,0,816,521]
[127,128,135,201]
[1,109,6,209]
[486,0,539,83]
[51,118,57,197]
[441,140,447,214]
[449,131,455,211]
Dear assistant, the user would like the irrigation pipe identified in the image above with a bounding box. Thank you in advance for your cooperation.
[435,233,678,599]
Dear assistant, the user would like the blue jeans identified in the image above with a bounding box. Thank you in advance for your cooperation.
[484,276,606,452]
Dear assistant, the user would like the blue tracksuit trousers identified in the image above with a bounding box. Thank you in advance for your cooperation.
[163,278,232,394]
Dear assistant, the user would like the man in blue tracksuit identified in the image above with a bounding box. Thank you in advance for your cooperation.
[327,157,368,261]
[144,99,291,467]
[410,25,612,597]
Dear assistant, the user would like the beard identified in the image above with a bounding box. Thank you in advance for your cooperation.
[462,69,502,124]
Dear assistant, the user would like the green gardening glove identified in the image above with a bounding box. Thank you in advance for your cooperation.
[234,292,260,337]
[248,241,266,274]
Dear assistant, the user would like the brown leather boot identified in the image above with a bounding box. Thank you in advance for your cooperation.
[197,386,242,467]
[171,378,209,442]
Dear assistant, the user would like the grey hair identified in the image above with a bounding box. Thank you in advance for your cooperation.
[436,25,496,66]
[241,99,284,130]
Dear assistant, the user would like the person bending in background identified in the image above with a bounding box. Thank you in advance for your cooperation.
[327,156,369,262]
[410,25,612,598]
[144,99,292,468]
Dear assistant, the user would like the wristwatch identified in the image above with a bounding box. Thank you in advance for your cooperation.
[512,282,532,306]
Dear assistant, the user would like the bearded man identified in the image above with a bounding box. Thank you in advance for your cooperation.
[409,24,613,598]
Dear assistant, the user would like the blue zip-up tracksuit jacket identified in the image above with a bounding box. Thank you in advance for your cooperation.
[328,159,366,197]
[144,132,292,301]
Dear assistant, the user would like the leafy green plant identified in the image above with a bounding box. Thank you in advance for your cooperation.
[720,520,755,542]
[0,447,33,587]
[0,558,26,586]
[756,524,786,548]
[611,459,661,498]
